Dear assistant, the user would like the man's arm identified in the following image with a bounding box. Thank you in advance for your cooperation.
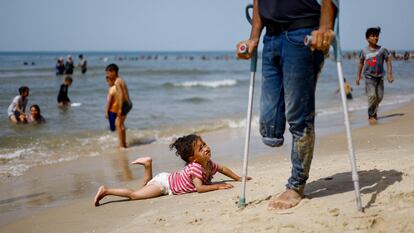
[311,0,336,51]
[236,0,264,59]
[386,56,393,83]
[192,177,233,193]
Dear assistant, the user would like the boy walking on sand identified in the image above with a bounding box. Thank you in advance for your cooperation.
[356,27,393,124]
[105,64,132,148]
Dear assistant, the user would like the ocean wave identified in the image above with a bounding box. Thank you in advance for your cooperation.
[181,97,210,103]
[163,79,238,88]
[0,149,32,162]
[317,93,414,116]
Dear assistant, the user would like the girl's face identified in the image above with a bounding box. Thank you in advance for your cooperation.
[31,107,39,118]
[191,139,211,164]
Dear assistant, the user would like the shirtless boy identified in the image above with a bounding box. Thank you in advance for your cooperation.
[105,64,133,148]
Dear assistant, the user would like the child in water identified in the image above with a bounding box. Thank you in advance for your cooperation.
[57,76,73,107]
[8,86,30,123]
[27,104,46,124]
[94,134,251,206]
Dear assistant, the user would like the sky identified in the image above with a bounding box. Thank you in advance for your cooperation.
[0,0,413,52]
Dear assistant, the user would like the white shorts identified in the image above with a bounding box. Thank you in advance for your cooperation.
[147,172,172,195]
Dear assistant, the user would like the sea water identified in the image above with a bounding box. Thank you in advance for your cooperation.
[1,51,413,180]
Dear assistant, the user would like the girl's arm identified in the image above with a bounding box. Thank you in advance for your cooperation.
[192,177,233,193]
[218,164,252,181]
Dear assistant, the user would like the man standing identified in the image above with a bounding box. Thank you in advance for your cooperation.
[237,0,336,210]
[105,64,133,149]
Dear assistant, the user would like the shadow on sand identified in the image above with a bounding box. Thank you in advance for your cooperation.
[378,113,405,120]
[305,169,403,209]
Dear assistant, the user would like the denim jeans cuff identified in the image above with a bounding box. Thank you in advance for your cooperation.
[262,136,284,147]
[285,184,305,196]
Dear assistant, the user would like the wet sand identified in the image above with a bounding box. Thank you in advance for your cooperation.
[1,101,413,232]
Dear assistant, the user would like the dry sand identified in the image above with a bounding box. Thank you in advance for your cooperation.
[1,102,414,233]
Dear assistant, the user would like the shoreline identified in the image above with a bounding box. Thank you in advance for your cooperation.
[1,100,414,232]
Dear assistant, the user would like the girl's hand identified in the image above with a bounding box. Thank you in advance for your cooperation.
[217,183,234,190]
[237,176,252,181]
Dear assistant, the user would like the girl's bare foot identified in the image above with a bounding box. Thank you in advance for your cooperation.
[131,157,152,166]
[94,186,107,207]
[268,189,304,210]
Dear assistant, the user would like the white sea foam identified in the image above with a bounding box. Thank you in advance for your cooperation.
[0,149,32,161]
[174,79,237,88]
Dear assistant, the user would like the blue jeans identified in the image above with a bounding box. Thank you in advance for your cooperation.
[365,77,384,119]
[260,27,324,193]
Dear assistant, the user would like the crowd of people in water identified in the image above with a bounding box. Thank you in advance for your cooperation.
[55,54,87,75]
[6,48,409,127]
[7,54,87,125]
[94,50,414,63]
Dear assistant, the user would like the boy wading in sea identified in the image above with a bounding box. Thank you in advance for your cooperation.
[105,64,133,149]
[356,27,393,125]
[57,76,73,107]
[94,134,251,206]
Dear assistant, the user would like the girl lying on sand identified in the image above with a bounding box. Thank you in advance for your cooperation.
[94,134,251,206]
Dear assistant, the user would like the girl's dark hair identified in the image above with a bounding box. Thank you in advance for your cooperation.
[365,27,381,39]
[18,86,29,94]
[169,134,201,163]
[30,104,41,120]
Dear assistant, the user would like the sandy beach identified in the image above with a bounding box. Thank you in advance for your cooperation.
[1,101,414,233]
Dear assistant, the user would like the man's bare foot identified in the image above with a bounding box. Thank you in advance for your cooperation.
[268,189,304,210]
[131,157,152,166]
[369,117,377,125]
[94,185,107,207]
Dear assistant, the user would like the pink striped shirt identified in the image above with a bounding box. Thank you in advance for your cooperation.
[168,160,219,195]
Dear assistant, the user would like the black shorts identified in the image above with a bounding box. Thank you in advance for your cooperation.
[121,101,133,116]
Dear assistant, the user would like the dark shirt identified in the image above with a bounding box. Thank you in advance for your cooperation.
[56,63,65,75]
[57,84,70,103]
[259,0,320,24]
[64,61,74,75]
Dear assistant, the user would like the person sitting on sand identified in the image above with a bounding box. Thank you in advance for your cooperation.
[27,104,46,124]
[94,134,251,206]
[8,86,30,123]
[57,76,73,107]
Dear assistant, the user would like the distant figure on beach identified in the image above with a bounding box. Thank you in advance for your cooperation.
[27,104,46,124]
[335,78,353,100]
[94,134,251,206]
[105,64,132,148]
[105,76,118,132]
[64,55,75,75]
[236,0,336,210]
[78,54,87,74]
[8,86,30,123]
[57,76,73,107]
[356,27,393,125]
[56,57,65,75]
